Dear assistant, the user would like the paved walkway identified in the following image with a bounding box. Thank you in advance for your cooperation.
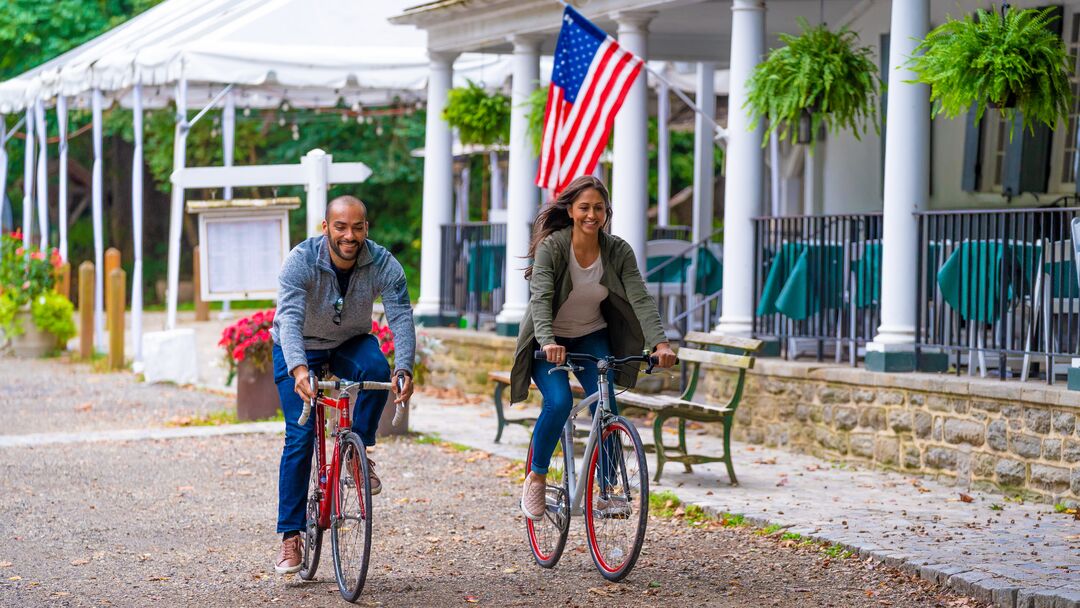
[408,396,1080,608]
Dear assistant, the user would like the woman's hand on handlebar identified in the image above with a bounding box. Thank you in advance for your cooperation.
[652,342,677,368]
[542,343,566,365]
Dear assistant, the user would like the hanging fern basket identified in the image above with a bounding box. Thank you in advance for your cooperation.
[442,80,511,146]
[745,18,881,148]
[906,5,1072,136]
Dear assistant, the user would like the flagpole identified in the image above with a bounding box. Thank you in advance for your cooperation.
[551,0,727,142]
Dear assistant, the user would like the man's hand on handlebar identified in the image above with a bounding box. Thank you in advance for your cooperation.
[392,371,414,405]
[652,342,677,368]
[541,343,567,364]
[292,365,315,402]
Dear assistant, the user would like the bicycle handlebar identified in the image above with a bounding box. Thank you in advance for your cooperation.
[297,376,406,426]
[533,350,663,365]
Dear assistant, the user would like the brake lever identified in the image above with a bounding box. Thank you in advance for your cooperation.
[547,363,582,375]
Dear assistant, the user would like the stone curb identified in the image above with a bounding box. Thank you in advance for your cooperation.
[0,421,283,448]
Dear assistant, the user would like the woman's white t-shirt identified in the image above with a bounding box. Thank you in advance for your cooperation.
[551,245,609,338]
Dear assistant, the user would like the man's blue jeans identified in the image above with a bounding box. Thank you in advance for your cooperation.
[273,334,390,534]
[529,328,617,476]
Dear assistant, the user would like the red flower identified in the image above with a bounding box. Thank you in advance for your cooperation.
[10,229,21,240]
[30,251,44,261]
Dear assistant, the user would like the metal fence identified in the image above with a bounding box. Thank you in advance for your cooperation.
[439,223,507,329]
[752,213,883,364]
[644,230,723,339]
[914,206,1080,383]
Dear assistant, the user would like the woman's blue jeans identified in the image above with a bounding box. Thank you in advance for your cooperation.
[529,328,617,476]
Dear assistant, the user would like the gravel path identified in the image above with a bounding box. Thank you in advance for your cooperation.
[0,433,985,608]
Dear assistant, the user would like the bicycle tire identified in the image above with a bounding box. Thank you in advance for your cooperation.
[583,415,649,582]
[525,437,570,568]
[298,452,324,581]
[331,433,373,602]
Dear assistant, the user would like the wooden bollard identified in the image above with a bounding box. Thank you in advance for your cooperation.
[104,248,121,330]
[193,245,210,322]
[79,261,94,359]
[56,262,71,300]
[108,268,126,370]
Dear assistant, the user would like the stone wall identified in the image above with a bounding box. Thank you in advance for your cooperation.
[423,329,1080,502]
[699,360,1080,503]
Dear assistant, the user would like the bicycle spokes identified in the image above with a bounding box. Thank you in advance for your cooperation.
[585,418,648,581]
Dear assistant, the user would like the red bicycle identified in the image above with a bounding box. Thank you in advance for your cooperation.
[296,373,405,603]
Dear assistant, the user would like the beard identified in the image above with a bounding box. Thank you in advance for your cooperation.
[329,236,362,261]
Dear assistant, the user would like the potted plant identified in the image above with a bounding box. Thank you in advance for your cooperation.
[906,5,1071,136]
[442,80,511,146]
[219,309,280,421]
[745,18,881,147]
[0,229,74,357]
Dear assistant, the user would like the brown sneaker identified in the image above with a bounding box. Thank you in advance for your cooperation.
[367,459,382,495]
[275,535,303,574]
[521,474,546,520]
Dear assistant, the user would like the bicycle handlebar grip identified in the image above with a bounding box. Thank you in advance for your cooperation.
[298,401,312,426]
[534,350,546,360]
[391,374,408,426]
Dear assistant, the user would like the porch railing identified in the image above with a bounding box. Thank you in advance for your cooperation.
[644,229,723,339]
[914,206,1080,383]
[752,213,884,363]
[439,223,506,329]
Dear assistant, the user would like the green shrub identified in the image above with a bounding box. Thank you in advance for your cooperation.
[30,291,76,344]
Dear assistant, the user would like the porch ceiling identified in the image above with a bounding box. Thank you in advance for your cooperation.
[392,0,867,64]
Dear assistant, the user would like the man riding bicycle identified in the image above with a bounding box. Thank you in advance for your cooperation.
[270,195,415,574]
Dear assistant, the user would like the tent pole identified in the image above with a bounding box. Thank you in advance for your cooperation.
[58,96,69,262]
[91,89,106,351]
[166,78,188,330]
[22,105,35,250]
[35,99,48,250]
[132,84,145,369]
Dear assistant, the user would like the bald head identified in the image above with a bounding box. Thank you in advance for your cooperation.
[326,195,367,222]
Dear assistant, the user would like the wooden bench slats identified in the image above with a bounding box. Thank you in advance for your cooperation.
[618,392,732,415]
[488,371,584,395]
[682,331,763,352]
[675,347,754,370]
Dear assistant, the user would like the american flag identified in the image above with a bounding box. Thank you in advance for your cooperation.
[536,6,644,193]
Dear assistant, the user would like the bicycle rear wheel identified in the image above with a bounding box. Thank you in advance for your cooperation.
[298,451,324,580]
[525,436,570,568]
[584,415,648,582]
[331,433,373,602]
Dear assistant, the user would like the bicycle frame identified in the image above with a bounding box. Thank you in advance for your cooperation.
[311,388,361,530]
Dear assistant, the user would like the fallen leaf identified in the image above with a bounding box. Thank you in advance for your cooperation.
[74,402,93,413]
[464,596,479,603]
[8,575,22,581]
[588,587,609,596]
[776,476,789,487]
[236,470,253,477]
[502,567,519,574]
[70,558,90,566]
[0,561,11,568]
[425,536,441,543]
[959,493,974,503]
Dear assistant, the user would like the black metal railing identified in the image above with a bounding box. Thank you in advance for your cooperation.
[644,229,723,339]
[651,225,691,240]
[915,206,1080,383]
[439,223,507,329]
[752,213,883,363]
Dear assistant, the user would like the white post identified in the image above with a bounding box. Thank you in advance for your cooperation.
[415,51,458,323]
[489,150,504,213]
[221,89,236,317]
[610,12,654,272]
[22,105,34,250]
[91,89,105,350]
[456,162,470,224]
[769,129,781,217]
[0,116,6,232]
[657,80,671,227]
[692,62,716,244]
[495,35,541,335]
[57,96,68,262]
[165,79,188,330]
[34,99,48,250]
[715,0,766,336]
[303,148,330,236]
[867,0,931,372]
[132,84,145,369]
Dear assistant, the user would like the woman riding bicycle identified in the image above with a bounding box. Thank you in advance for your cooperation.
[512,175,677,520]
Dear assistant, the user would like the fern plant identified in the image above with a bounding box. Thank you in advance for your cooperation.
[745,18,881,147]
[442,80,511,146]
[525,86,548,156]
[907,6,1072,136]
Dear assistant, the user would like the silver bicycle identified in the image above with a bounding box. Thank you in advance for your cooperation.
[525,351,659,582]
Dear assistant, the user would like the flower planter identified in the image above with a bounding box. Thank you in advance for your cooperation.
[377,392,408,437]
[236,358,281,421]
[3,308,57,358]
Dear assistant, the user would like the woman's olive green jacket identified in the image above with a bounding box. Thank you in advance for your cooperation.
[510,227,667,404]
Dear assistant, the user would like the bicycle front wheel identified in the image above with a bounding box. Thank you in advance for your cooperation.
[331,433,373,603]
[584,415,648,582]
[525,436,570,568]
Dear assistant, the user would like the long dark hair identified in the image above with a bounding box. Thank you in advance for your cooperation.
[524,175,612,279]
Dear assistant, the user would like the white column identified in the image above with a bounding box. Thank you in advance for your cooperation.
[223,90,235,201]
[415,51,458,322]
[610,12,654,272]
[868,0,930,366]
[769,129,781,217]
[656,80,671,227]
[303,148,330,236]
[57,96,68,262]
[0,116,6,233]
[22,105,34,250]
[715,0,766,336]
[132,84,145,369]
[489,150,504,213]
[495,35,541,335]
[34,99,48,250]
[91,89,105,350]
[692,62,716,244]
[165,80,188,330]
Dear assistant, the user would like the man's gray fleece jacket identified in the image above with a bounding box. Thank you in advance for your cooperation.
[271,235,415,376]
